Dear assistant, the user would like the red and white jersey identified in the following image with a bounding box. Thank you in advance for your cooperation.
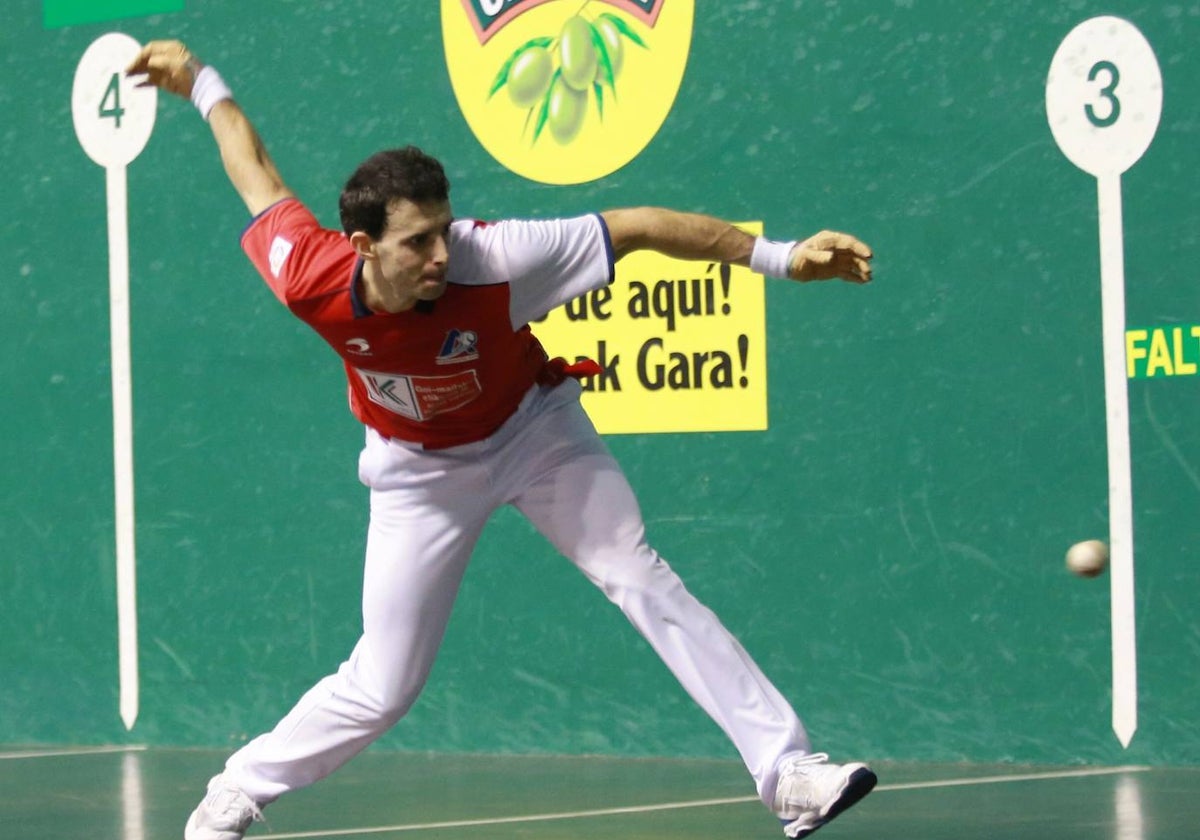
[241,199,613,448]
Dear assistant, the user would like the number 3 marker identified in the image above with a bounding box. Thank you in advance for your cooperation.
[72,32,157,732]
[1046,16,1162,750]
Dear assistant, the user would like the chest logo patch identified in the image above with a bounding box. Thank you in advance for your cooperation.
[436,329,480,364]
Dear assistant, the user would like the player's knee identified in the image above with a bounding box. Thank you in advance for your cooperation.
[374,674,429,725]
[337,659,423,727]
[594,548,680,601]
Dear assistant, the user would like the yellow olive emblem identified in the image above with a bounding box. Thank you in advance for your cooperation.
[443,0,692,184]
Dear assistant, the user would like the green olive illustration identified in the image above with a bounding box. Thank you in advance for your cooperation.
[506,46,553,107]
[593,16,624,81]
[559,15,598,91]
[547,76,587,143]
[491,12,649,146]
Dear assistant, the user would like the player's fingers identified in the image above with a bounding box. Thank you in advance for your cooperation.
[839,261,870,284]
[126,39,171,72]
[853,256,872,282]
[125,46,152,74]
[841,234,873,260]
[128,66,168,90]
[805,230,873,260]
[832,251,872,283]
[146,38,187,56]
[801,230,843,252]
[799,246,834,264]
[127,40,189,74]
[796,251,870,284]
[131,53,196,96]
[127,58,166,84]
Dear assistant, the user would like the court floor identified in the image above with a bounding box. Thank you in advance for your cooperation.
[1,745,1197,840]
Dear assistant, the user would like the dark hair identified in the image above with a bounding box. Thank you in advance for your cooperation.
[338,146,451,238]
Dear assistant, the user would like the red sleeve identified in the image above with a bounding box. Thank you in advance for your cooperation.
[240,198,353,305]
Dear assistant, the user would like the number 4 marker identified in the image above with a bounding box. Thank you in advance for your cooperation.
[99,72,127,127]
[1046,16,1162,749]
[71,32,157,731]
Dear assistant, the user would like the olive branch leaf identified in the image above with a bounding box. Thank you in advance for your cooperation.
[531,67,563,144]
[588,18,616,98]
[597,11,647,48]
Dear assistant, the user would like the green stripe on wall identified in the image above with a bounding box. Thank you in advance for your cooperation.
[44,0,183,28]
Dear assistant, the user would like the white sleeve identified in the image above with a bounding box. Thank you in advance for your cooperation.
[447,214,615,328]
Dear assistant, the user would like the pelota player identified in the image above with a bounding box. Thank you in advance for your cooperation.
[127,39,876,840]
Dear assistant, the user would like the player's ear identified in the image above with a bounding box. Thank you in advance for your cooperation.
[349,231,377,260]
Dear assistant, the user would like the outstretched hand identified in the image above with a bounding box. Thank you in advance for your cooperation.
[789,231,873,284]
[125,39,202,99]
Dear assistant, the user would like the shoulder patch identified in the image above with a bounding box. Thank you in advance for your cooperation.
[269,235,294,278]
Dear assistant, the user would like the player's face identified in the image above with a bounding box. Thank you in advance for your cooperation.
[372,198,454,306]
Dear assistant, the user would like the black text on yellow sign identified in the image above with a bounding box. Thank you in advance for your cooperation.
[1126,325,1200,378]
[534,224,767,434]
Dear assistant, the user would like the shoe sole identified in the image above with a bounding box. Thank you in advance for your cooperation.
[785,765,878,839]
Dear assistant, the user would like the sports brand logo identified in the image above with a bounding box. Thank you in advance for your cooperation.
[436,329,480,364]
[442,0,693,185]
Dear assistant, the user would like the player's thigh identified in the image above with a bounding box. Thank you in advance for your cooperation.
[360,440,495,660]
[510,404,651,574]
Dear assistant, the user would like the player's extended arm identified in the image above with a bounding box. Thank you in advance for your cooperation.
[126,40,294,217]
[600,207,872,284]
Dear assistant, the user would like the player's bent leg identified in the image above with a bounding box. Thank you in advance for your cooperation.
[206,431,494,814]
[507,397,811,805]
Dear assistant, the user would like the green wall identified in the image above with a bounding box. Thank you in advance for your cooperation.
[2,0,1197,766]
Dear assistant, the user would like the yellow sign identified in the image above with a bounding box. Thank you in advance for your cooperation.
[442,0,693,184]
[533,223,767,434]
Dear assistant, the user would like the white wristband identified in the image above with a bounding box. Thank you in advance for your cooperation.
[190,65,233,121]
[749,237,798,279]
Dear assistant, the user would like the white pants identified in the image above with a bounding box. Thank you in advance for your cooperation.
[224,381,810,807]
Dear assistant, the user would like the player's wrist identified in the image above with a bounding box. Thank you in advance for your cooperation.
[191,65,233,121]
[749,237,798,279]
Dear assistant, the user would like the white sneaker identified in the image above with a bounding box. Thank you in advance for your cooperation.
[184,774,264,840]
[772,752,876,838]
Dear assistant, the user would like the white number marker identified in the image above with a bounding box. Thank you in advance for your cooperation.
[72,32,157,731]
[1046,16,1162,748]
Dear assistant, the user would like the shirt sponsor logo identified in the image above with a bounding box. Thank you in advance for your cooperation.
[355,367,483,420]
[268,235,294,278]
[436,329,480,364]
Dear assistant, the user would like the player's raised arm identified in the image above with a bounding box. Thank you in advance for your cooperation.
[600,207,873,284]
[126,40,294,217]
